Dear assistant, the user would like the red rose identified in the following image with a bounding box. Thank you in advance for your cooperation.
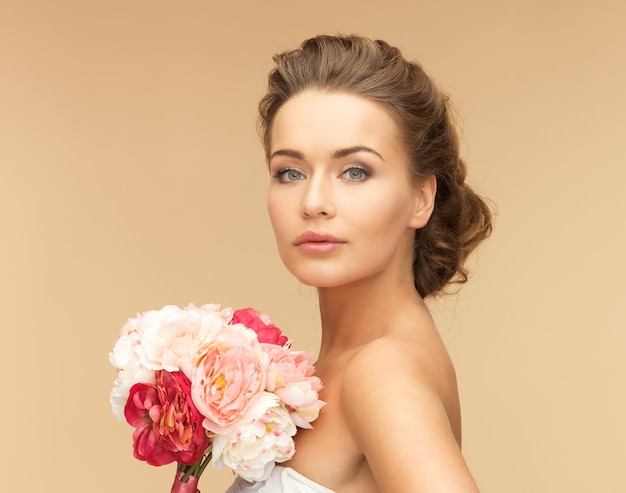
[124,371,211,466]
[231,308,289,346]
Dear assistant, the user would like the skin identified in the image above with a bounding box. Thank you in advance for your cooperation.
[266,90,479,493]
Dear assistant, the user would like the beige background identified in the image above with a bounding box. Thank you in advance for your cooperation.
[1,0,624,491]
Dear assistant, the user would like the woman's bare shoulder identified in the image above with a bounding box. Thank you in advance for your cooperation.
[341,322,460,436]
[338,331,477,491]
[342,317,458,398]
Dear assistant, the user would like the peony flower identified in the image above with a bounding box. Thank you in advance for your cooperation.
[109,322,142,369]
[231,308,289,346]
[274,380,325,429]
[110,323,156,419]
[264,346,325,429]
[211,392,296,482]
[124,371,211,467]
[111,303,325,490]
[191,324,268,435]
[135,304,232,375]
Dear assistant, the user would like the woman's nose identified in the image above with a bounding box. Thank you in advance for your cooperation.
[300,175,335,218]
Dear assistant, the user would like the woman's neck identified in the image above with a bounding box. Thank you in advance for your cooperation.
[316,269,424,358]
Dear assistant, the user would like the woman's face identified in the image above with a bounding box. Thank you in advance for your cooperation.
[267,90,434,289]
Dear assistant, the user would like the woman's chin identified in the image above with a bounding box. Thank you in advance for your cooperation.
[286,268,363,290]
[286,269,344,289]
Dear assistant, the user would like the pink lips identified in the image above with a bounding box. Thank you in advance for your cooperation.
[294,231,346,254]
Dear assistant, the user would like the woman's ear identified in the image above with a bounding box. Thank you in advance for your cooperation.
[409,175,436,229]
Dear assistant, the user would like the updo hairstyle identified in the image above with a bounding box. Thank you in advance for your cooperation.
[259,34,492,298]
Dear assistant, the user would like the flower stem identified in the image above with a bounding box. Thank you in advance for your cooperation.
[197,452,213,477]
[179,451,212,483]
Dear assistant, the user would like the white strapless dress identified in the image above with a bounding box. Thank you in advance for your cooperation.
[226,466,335,493]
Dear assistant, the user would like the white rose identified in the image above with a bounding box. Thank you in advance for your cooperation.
[109,323,141,369]
[136,304,229,373]
[211,392,297,482]
[192,303,234,324]
[109,323,157,419]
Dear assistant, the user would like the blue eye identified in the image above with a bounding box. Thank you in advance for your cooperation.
[342,166,370,181]
[275,168,305,182]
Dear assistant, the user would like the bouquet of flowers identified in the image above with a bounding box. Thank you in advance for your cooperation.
[109,304,325,492]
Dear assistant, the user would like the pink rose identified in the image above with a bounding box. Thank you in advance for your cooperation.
[263,346,325,429]
[191,339,268,435]
[231,308,289,346]
[124,371,210,466]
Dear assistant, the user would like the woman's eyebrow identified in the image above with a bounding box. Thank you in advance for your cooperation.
[269,146,384,161]
[332,146,384,161]
[269,149,304,160]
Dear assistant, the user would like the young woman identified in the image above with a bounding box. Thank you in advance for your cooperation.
[228,34,492,493]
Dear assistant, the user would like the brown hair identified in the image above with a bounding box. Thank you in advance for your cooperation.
[259,34,492,298]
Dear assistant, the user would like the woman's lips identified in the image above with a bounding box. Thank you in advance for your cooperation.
[294,231,346,253]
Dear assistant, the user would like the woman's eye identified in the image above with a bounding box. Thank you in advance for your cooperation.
[275,168,305,182]
[342,166,369,181]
